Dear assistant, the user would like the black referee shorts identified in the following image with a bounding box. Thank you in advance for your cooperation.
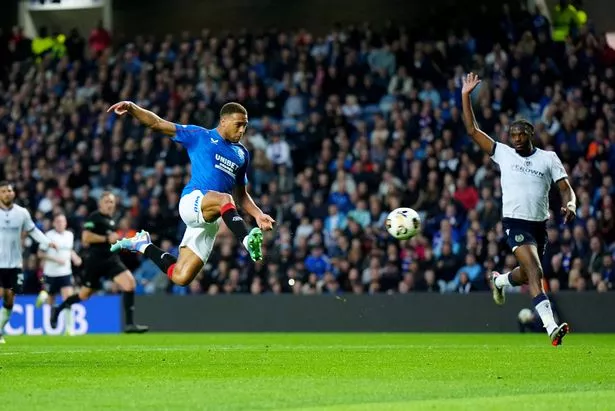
[82,256,128,290]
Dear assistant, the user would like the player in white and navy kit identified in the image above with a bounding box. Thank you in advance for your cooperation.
[0,181,56,344]
[36,213,82,335]
[462,73,577,346]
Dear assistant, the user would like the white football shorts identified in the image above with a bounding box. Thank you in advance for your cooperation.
[178,190,220,263]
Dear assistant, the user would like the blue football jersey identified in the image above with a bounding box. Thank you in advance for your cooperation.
[172,124,249,197]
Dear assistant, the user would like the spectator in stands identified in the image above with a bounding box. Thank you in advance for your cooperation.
[31,26,53,61]
[88,20,111,55]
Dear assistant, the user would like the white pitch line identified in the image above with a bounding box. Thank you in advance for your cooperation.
[0,343,537,355]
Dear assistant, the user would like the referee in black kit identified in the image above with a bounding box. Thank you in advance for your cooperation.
[51,191,148,333]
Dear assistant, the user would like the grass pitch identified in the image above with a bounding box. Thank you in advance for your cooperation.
[1,333,614,410]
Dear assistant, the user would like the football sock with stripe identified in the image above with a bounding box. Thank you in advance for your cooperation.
[143,244,178,279]
[494,272,512,288]
[495,270,523,289]
[220,203,250,249]
[533,293,557,335]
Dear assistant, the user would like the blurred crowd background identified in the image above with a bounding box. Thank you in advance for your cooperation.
[1,0,614,297]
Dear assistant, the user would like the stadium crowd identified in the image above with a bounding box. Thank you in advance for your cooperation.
[0,1,614,297]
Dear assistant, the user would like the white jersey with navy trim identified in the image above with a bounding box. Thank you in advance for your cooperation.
[491,142,568,222]
[40,230,74,277]
[0,204,36,269]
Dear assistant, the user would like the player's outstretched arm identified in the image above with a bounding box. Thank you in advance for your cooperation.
[107,101,176,136]
[461,73,495,156]
[22,209,56,249]
[28,227,55,248]
[234,186,275,231]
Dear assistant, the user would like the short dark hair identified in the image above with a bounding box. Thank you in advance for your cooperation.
[510,119,535,136]
[0,181,12,188]
[220,102,247,118]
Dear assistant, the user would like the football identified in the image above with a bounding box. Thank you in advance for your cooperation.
[517,308,534,323]
[385,207,421,240]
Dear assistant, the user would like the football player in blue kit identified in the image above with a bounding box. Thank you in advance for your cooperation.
[106,101,275,287]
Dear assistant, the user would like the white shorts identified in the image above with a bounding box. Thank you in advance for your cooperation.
[178,190,220,263]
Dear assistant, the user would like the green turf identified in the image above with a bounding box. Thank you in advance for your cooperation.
[1,333,614,410]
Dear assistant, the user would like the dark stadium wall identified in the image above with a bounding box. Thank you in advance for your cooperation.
[578,0,615,32]
[545,0,615,32]
[112,0,457,38]
[1,0,19,31]
[134,293,615,333]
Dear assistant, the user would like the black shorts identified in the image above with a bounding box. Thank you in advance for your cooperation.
[0,268,23,292]
[82,256,128,290]
[43,274,73,294]
[503,218,548,256]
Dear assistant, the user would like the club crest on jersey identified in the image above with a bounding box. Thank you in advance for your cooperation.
[524,160,532,167]
[515,234,524,243]
[235,147,245,161]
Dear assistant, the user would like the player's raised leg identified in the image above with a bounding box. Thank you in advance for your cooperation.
[513,244,569,346]
[199,190,263,261]
[117,232,205,286]
[111,190,263,286]
[491,266,526,305]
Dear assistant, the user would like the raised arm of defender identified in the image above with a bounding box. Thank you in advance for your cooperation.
[461,73,496,156]
[107,101,176,136]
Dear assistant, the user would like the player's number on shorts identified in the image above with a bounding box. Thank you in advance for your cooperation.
[17,273,24,286]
